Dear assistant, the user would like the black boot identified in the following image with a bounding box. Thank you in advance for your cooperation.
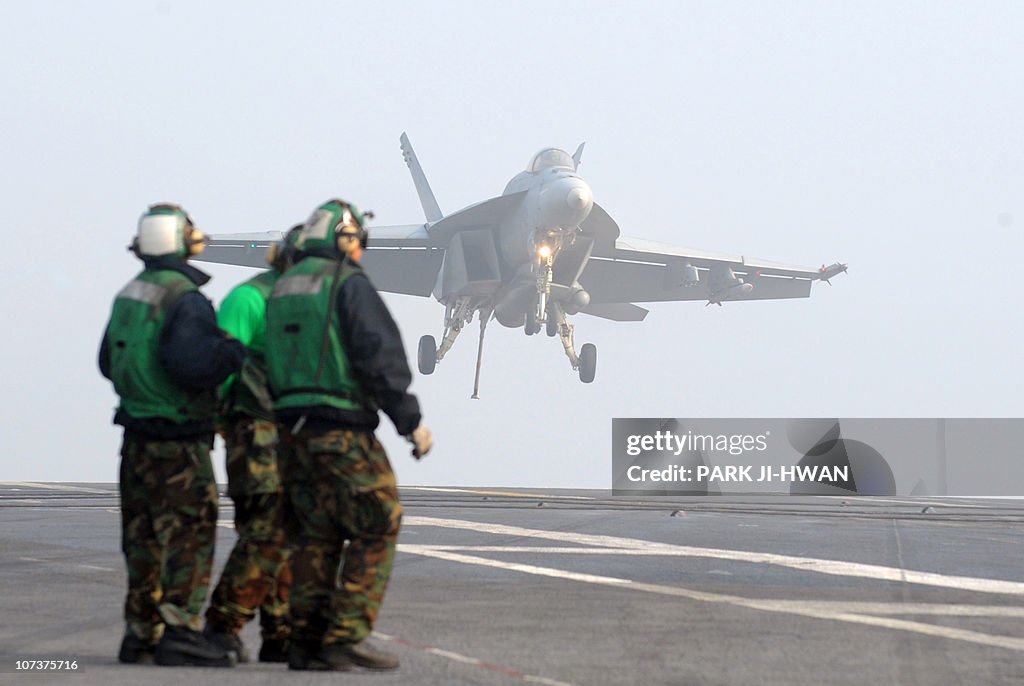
[287,639,350,671]
[154,626,237,667]
[202,624,250,663]
[258,638,289,663]
[117,631,155,664]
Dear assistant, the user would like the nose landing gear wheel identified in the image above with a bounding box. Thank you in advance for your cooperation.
[545,314,558,337]
[578,343,597,383]
[418,335,437,375]
[524,307,541,336]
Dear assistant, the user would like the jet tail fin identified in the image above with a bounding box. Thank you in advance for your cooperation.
[400,132,443,223]
[572,142,585,170]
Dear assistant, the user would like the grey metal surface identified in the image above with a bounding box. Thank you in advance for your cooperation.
[2,482,1023,685]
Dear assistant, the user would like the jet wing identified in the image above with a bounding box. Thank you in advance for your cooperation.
[425,191,527,243]
[199,231,286,268]
[197,224,444,297]
[581,236,845,305]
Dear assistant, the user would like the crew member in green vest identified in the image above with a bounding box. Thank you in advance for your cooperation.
[99,203,245,668]
[266,199,433,672]
[203,225,302,663]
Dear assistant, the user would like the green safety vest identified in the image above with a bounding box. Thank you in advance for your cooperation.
[266,256,367,413]
[107,268,216,423]
[220,269,278,420]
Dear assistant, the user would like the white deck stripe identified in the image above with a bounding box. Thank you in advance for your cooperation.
[427,648,480,664]
[402,486,596,500]
[742,600,1024,617]
[400,547,1024,652]
[18,557,116,573]
[403,516,1024,596]
[819,495,990,509]
[0,482,113,495]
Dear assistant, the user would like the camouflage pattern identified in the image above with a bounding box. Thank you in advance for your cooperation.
[279,426,402,647]
[259,552,293,641]
[206,417,291,639]
[119,434,218,638]
[223,417,281,498]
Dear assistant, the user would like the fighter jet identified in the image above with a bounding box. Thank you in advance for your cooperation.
[198,133,846,397]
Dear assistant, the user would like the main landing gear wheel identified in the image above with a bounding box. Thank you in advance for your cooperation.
[418,335,437,375]
[578,343,597,383]
[545,314,558,337]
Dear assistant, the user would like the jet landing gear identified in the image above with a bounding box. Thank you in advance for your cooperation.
[578,342,597,383]
[524,307,541,336]
[418,298,493,399]
[524,236,556,337]
[417,335,437,375]
[548,304,597,384]
[522,234,595,381]
[418,297,474,375]
[526,298,559,337]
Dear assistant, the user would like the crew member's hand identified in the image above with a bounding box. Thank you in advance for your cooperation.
[408,424,433,459]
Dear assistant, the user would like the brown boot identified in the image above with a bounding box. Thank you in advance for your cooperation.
[324,639,399,671]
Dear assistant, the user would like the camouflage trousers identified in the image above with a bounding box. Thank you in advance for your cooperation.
[206,418,291,639]
[119,434,218,640]
[279,427,402,647]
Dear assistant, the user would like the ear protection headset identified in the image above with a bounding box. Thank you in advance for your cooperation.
[266,224,304,270]
[328,199,374,254]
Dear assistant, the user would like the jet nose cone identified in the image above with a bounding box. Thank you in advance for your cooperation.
[560,179,593,227]
[567,185,592,212]
[539,177,594,228]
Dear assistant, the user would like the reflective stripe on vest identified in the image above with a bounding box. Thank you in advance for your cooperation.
[265,257,367,414]
[107,269,216,423]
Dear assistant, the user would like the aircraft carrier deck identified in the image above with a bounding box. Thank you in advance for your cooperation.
[2,482,1023,685]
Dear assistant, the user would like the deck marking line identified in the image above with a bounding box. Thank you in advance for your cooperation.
[404,515,1024,596]
[0,482,113,495]
[403,486,595,501]
[400,547,1024,652]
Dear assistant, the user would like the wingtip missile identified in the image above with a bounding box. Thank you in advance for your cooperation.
[818,262,848,283]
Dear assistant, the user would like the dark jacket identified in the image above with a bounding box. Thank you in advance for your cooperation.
[275,250,422,437]
[99,258,246,439]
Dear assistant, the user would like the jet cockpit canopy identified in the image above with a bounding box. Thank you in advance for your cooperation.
[528,148,575,173]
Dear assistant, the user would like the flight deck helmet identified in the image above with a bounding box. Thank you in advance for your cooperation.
[130,203,206,259]
[297,199,373,256]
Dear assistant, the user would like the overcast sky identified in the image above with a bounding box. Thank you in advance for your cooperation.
[1,1,1020,487]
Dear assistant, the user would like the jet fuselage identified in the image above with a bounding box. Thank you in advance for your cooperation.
[497,163,594,269]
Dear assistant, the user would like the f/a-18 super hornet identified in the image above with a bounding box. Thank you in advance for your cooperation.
[198,133,846,397]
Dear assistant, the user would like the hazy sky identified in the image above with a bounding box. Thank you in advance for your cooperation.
[1,1,1020,487]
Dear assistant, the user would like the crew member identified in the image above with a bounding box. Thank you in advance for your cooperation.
[265,199,433,671]
[99,204,245,667]
[203,226,302,663]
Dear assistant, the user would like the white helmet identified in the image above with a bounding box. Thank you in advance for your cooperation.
[132,203,205,258]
